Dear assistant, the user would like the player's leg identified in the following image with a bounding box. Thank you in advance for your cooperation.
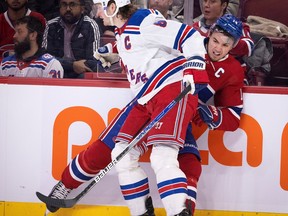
[111,103,153,216]
[148,82,198,216]
[178,123,202,215]
[178,153,202,215]
[46,100,136,213]
[46,139,111,213]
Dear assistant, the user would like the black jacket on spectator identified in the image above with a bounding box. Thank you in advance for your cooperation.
[43,14,100,78]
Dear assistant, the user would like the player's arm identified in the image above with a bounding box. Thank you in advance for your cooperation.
[44,58,64,78]
[93,42,119,68]
[194,71,244,131]
[141,17,209,94]
[230,23,254,57]
[193,103,242,131]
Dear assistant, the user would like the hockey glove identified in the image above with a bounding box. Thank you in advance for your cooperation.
[94,43,119,68]
[182,56,209,95]
[193,104,222,130]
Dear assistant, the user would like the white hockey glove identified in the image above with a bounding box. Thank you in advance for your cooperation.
[182,57,209,95]
[94,43,119,68]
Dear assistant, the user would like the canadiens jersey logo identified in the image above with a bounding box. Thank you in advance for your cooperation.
[215,68,225,78]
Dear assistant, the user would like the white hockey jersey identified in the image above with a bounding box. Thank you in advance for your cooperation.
[0,53,63,78]
[114,9,206,104]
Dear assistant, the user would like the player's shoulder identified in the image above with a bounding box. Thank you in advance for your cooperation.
[1,55,17,69]
[38,53,55,63]
[2,54,16,62]
[129,9,164,27]
[222,55,244,78]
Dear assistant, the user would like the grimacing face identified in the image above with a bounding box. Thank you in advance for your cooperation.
[207,31,234,61]
[59,0,84,24]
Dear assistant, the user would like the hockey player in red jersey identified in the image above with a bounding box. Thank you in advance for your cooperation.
[179,14,244,215]
[41,7,244,216]
[0,0,46,59]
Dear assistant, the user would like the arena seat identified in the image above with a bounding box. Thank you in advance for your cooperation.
[240,0,288,86]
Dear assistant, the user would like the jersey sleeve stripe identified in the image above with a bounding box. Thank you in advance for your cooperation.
[228,106,243,120]
[139,56,186,97]
[173,25,197,51]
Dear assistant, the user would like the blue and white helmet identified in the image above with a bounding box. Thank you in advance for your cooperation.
[211,14,243,44]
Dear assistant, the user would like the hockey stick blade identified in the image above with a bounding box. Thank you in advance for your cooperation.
[36,191,76,208]
[36,84,191,209]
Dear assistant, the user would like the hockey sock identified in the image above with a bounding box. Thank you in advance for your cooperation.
[62,139,112,189]
[112,142,150,216]
[150,145,187,216]
[178,153,202,214]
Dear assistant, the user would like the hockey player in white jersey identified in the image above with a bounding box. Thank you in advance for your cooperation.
[95,1,209,215]
[0,16,63,78]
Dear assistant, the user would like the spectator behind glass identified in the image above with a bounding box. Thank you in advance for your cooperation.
[91,0,115,37]
[0,0,46,59]
[42,0,101,78]
[193,0,239,22]
[0,16,63,78]
[148,0,180,22]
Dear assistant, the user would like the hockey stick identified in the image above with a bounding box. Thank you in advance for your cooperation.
[36,84,191,208]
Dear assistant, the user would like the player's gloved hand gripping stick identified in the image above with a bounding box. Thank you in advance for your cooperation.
[94,43,120,69]
[36,84,192,209]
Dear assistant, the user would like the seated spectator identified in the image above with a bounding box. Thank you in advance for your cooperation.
[193,0,239,22]
[0,16,63,78]
[43,0,101,78]
[91,0,115,37]
[0,0,46,59]
[148,0,179,21]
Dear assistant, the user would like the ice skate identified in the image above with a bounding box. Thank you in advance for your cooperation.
[174,208,191,216]
[45,181,71,213]
[140,196,155,216]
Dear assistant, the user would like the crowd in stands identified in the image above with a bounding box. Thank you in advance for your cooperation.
[0,0,287,86]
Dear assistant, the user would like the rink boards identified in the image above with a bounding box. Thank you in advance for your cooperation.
[0,77,288,216]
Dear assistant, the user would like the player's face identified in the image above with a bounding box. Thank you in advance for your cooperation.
[6,0,28,11]
[203,0,227,25]
[59,0,84,24]
[97,3,114,26]
[207,31,234,61]
[148,0,173,17]
[13,23,31,55]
